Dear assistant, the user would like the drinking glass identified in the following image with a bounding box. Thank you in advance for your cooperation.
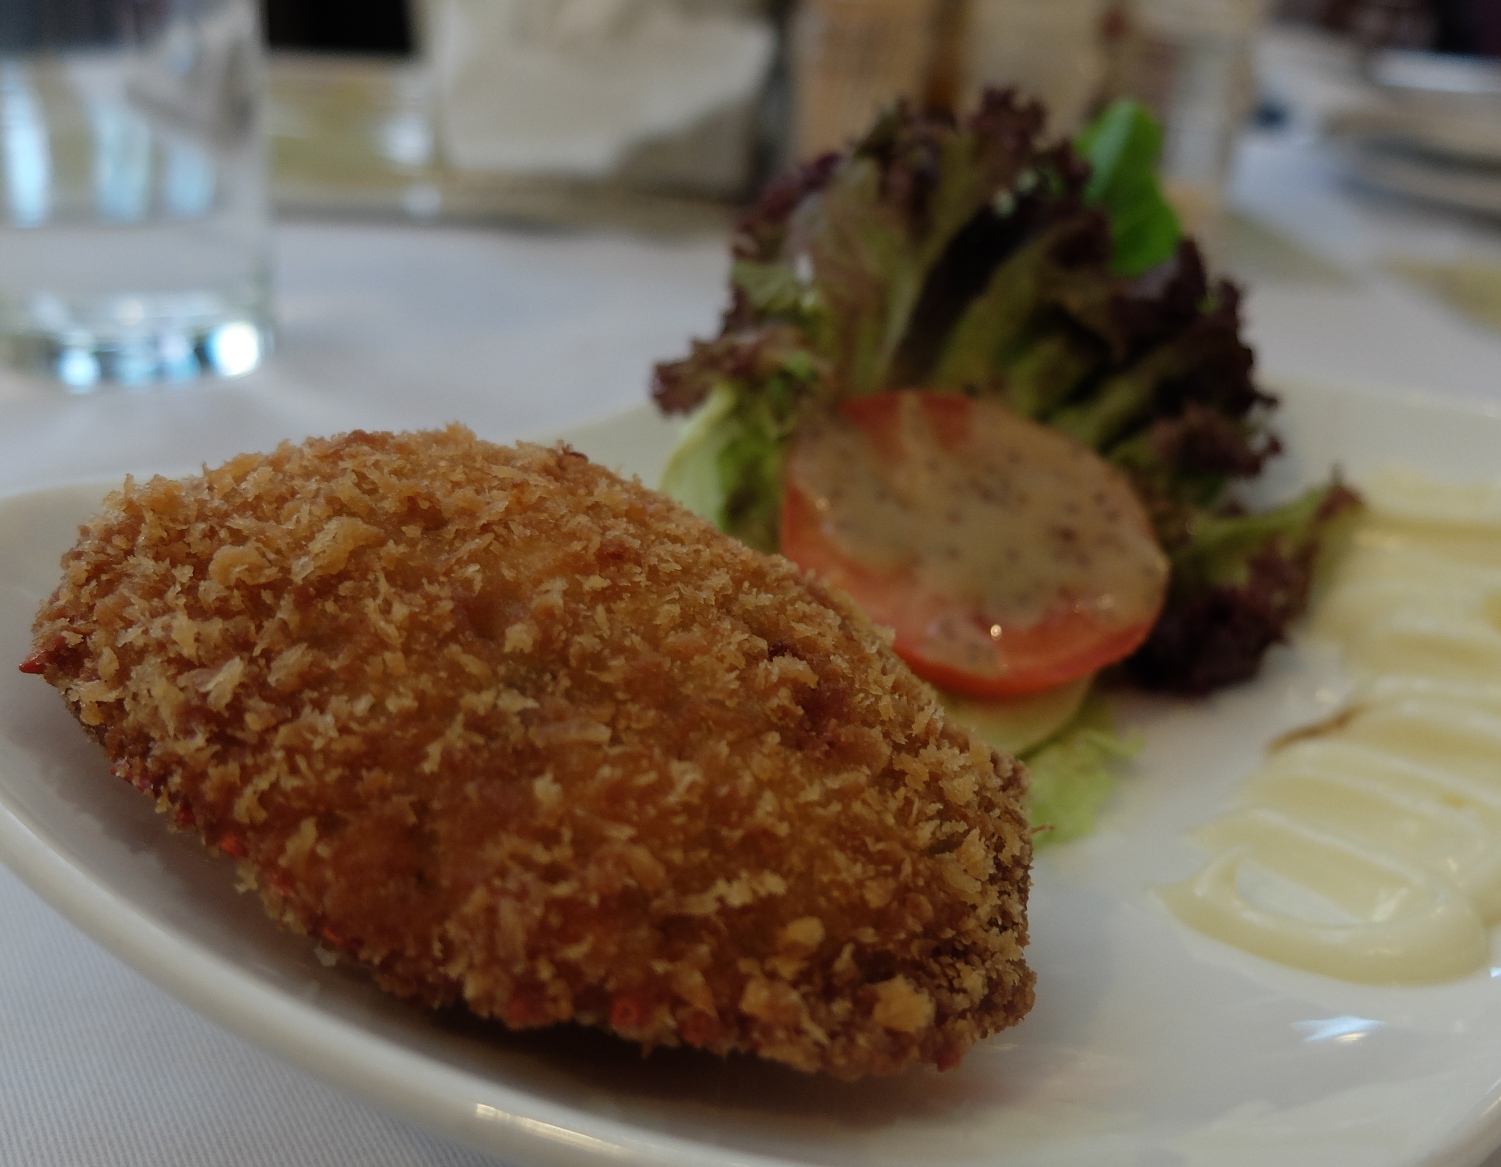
[0,0,271,389]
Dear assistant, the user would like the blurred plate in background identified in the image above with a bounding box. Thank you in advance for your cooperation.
[1324,48,1501,218]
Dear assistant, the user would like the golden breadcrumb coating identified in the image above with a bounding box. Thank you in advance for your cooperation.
[25,426,1032,1079]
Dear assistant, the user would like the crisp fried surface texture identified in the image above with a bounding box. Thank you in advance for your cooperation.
[28,426,1033,1079]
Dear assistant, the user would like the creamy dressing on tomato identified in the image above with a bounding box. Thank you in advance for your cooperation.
[788,395,1167,629]
[1161,468,1501,983]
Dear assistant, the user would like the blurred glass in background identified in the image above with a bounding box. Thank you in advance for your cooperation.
[0,0,271,388]
[4,0,1485,386]
[264,0,785,231]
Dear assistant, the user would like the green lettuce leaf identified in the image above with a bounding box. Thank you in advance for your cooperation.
[659,383,741,526]
[1022,695,1140,847]
[1075,99,1181,277]
[658,375,810,554]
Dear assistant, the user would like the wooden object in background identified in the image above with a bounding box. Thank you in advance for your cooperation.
[791,0,941,156]
[789,0,1113,157]
[960,0,1110,132]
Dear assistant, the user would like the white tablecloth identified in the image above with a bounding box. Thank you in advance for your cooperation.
[3,131,1501,1167]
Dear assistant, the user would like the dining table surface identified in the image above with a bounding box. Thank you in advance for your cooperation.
[4,110,1501,1167]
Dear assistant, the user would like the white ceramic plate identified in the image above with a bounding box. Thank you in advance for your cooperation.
[6,382,1501,1167]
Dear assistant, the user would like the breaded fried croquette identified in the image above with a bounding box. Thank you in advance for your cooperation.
[24,426,1033,1079]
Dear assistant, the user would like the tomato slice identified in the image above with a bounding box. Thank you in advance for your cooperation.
[780,392,1168,697]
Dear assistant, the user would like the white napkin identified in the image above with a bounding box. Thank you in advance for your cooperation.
[425,0,774,177]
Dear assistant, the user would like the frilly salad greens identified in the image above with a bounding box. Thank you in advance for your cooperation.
[652,92,1360,844]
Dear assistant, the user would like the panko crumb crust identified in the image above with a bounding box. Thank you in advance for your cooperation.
[26,426,1033,1079]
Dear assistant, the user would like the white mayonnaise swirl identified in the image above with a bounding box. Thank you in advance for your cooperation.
[1160,468,1501,984]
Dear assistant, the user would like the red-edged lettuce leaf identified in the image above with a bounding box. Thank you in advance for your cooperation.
[1125,482,1365,693]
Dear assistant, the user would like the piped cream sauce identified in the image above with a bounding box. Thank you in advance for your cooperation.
[1161,468,1501,984]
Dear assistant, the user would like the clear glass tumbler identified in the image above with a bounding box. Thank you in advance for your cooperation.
[0,0,271,389]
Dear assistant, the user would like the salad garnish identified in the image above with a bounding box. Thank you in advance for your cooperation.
[652,89,1360,841]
